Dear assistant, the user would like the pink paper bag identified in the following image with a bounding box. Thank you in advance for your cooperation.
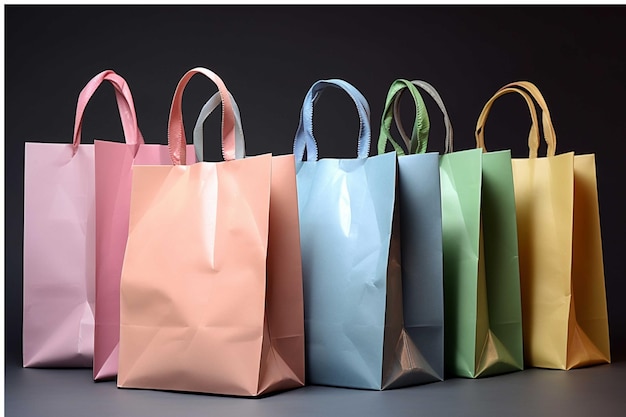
[23,70,140,367]
[93,90,197,381]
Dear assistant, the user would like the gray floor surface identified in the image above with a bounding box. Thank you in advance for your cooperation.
[5,356,626,417]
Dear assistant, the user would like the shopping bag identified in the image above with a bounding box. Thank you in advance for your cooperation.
[295,79,426,390]
[377,79,445,384]
[391,79,524,378]
[23,70,142,367]
[476,81,611,370]
[92,73,199,380]
[117,67,304,396]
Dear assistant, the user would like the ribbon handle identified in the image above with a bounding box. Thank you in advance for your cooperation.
[293,79,371,162]
[167,67,235,165]
[377,79,430,156]
[72,70,144,155]
[192,92,245,161]
[475,81,556,158]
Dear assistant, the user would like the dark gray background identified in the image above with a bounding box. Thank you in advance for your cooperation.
[5,6,626,415]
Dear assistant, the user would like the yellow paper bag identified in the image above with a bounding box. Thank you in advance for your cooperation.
[475,82,610,370]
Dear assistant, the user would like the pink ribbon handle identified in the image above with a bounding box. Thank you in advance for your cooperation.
[72,70,145,155]
[167,67,236,165]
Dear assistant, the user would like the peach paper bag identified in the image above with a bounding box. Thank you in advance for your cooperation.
[117,67,305,396]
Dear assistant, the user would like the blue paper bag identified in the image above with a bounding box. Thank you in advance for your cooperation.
[293,79,440,390]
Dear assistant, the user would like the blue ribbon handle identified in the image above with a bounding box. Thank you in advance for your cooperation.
[293,79,371,162]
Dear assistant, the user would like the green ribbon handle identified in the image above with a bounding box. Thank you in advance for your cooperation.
[377,79,430,156]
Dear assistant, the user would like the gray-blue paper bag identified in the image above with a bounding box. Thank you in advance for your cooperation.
[293,79,441,390]
[378,79,447,384]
